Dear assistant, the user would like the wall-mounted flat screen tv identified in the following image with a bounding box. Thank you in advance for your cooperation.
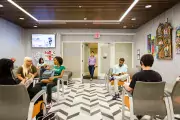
[32,34,56,48]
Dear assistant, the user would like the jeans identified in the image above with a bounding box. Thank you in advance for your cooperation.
[35,81,57,103]
[88,65,95,79]
[40,67,46,80]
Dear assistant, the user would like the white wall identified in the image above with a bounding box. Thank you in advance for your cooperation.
[24,29,135,64]
[134,3,180,83]
[0,18,24,66]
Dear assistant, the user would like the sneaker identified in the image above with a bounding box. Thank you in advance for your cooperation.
[90,78,93,81]
[115,93,120,98]
[112,95,117,100]
[46,102,52,109]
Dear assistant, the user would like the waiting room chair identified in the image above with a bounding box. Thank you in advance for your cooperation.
[166,81,180,120]
[33,70,65,103]
[106,68,130,93]
[0,84,46,120]
[122,81,171,120]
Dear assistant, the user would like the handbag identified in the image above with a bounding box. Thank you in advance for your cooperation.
[41,70,54,79]
[33,101,46,119]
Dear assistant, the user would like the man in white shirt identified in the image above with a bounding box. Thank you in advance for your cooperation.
[110,58,129,100]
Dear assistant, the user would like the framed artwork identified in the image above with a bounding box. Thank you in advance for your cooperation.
[147,34,151,53]
[176,26,180,54]
[156,22,172,60]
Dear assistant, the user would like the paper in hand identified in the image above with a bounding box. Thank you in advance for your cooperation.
[24,78,33,88]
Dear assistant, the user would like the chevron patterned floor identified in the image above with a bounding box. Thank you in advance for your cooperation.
[48,80,175,120]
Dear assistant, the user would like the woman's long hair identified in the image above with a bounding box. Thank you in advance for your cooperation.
[0,58,14,79]
[39,57,44,64]
[22,57,32,77]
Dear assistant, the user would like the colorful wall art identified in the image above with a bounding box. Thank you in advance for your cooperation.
[156,22,172,60]
[176,26,180,54]
[147,34,151,53]
[151,36,156,56]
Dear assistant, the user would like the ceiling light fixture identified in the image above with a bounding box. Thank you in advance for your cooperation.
[84,18,87,20]
[131,17,136,21]
[119,0,139,22]
[0,4,3,7]
[79,6,82,8]
[19,18,24,20]
[7,0,38,22]
[145,5,152,8]
[33,25,37,28]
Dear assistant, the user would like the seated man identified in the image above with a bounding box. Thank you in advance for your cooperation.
[111,58,129,100]
[123,54,162,120]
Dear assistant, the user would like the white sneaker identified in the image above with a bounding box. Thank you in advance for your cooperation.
[90,78,93,81]
[46,102,52,109]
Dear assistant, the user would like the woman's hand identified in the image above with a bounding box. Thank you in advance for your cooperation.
[20,79,26,84]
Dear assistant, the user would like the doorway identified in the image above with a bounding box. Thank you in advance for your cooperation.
[82,43,98,79]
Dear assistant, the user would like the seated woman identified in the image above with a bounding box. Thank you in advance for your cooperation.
[35,56,65,108]
[0,58,25,85]
[16,57,41,99]
[37,57,48,79]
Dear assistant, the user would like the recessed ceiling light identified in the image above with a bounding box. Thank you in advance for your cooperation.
[131,17,136,21]
[123,26,127,28]
[19,18,24,20]
[119,0,139,22]
[0,4,3,7]
[145,5,152,8]
[79,6,82,8]
[33,25,37,28]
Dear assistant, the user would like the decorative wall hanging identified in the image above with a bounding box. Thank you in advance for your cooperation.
[147,34,151,53]
[151,36,156,56]
[44,50,56,61]
[156,22,172,60]
[176,26,180,54]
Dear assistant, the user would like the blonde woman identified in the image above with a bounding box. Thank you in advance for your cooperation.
[16,57,40,99]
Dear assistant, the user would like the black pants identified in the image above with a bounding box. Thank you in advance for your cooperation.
[89,65,95,79]
[27,83,42,101]
[35,81,57,103]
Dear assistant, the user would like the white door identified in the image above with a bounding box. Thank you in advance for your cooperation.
[98,43,114,79]
[82,43,90,77]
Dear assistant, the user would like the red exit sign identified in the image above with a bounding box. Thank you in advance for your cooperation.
[94,32,100,39]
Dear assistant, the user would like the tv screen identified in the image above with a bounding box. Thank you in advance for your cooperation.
[32,34,56,48]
